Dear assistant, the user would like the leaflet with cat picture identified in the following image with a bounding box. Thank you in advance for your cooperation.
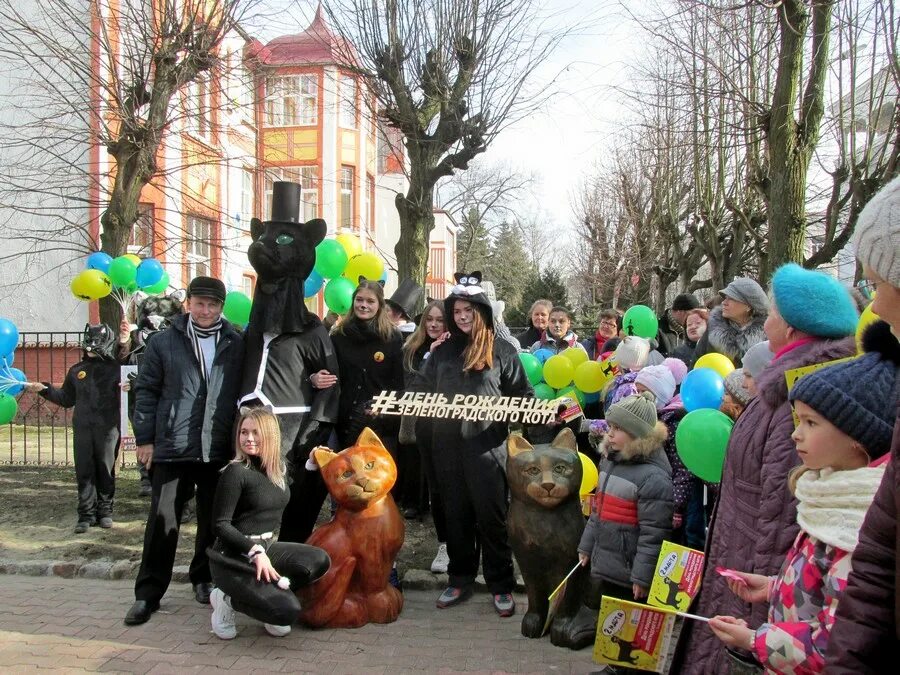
[647,541,705,612]
[593,596,676,673]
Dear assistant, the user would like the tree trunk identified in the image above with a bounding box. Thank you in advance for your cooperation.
[394,185,435,301]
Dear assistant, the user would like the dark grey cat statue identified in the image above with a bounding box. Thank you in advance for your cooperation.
[506,428,590,648]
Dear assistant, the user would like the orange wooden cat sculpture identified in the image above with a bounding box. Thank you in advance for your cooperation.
[297,428,405,628]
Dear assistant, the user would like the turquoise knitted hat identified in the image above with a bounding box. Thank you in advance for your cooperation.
[771,264,858,338]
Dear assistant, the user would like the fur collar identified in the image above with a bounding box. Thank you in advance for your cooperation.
[705,305,767,363]
[755,336,856,410]
[795,464,886,552]
[601,421,668,461]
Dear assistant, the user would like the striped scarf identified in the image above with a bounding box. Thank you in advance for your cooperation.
[187,317,222,382]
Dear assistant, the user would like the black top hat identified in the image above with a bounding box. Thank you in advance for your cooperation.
[270,181,303,223]
[386,278,424,319]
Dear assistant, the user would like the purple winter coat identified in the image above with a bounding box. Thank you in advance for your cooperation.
[670,337,855,675]
[824,405,900,673]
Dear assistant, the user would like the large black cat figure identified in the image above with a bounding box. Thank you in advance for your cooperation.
[506,428,589,649]
[239,181,341,543]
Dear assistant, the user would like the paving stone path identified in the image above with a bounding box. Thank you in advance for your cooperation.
[0,576,601,674]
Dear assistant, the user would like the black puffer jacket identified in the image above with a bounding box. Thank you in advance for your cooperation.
[132,314,243,463]
[40,356,121,428]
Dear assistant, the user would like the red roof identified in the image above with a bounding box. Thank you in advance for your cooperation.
[255,5,358,67]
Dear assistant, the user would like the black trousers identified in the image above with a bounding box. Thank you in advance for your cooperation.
[276,413,331,544]
[72,423,119,522]
[431,442,514,594]
[209,541,330,626]
[134,461,221,603]
[418,434,447,543]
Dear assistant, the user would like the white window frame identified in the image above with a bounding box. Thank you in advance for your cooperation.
[340,75,357,129]
[128,203,154,256]
[185,215,212,279]
[340,167,354,229]
[264,167,319,221]
[241,169,254,223]
[266,75,317,127]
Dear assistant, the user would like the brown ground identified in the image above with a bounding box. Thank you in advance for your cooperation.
[0,466,440,571]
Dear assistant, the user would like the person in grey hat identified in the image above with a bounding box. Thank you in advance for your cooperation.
[693,277,768,367]
[741,340,774,396]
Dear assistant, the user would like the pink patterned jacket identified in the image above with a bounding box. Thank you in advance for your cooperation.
[753,531,851,674]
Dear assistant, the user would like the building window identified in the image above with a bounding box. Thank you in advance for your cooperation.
[185,75,211,139]
[364,174,374,231]
[241,169,254,223]
[185,215,213,279]
[264,167,319,221]
[340,75,357,129]
[241,274,255,297]
[377,125,404,174]
[128,203,154,256]
[340,167,354,229]
[266,75,317,127]
[227,50,253,115]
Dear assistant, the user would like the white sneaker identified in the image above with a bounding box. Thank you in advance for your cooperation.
[210,588,237,640]
[430,543,449,574]
[264,623,291,637]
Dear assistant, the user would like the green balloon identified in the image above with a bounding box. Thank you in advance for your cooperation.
[107,256,138,288]
[533,383,556,400]
[315,239,349,279]
[0,393,18,424]
[519,352,543,386]
[223,291,252,326]
[674,408,734,483]
[556,385,586,408]
[622,304,659,339]
[143,272,170,295]
[324,277,355,314]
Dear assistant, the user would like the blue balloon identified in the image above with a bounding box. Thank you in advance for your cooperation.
[533,348,554,364]
[1,367,26,396]
[0,318,18,357]
[86,251,113,273]
[584,391,601,405]
[135,258,165,288]
[303,270,324,298]
[1,352,13,368]
[379,268,388,284]
[681,367,725,412]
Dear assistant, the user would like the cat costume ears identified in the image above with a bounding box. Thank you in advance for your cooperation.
[451,271,484,296]
[313,428,387,467]
[507,428,578,457]
[357,276,386,288]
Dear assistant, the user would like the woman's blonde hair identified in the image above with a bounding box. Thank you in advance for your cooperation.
[459,302,494,372]
[331,279,396,342]
[233,408,286,489]
[403,299,444,373]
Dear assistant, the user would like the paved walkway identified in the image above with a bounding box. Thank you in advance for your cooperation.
[0,576,600,673]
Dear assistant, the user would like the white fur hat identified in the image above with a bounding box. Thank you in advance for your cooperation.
[615,336,651,371]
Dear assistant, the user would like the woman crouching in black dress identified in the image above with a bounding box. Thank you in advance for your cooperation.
[208,408,330,639]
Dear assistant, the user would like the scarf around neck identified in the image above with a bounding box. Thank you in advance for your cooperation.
[794,464,886,552]
[187,316,222,382]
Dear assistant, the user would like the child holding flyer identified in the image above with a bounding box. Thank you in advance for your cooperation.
[578,391,673,598]
[708,322,898,674]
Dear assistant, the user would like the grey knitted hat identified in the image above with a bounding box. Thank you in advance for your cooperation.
[606,392,658,439]
[724,370,752,407]
[720,277,769,316]
[742,341,775,380]
[852,175,900,286]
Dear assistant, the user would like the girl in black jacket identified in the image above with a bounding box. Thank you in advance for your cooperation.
[414,272,533,617]
[208,407,330,640]
[329,279,405,451]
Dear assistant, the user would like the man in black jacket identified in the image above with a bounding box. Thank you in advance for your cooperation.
[124,276,244,626]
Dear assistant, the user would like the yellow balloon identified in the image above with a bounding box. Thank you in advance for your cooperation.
[71,269,112,301]
[694,352,735,378]
[543,354,574,389]
[574,360,608,393]
[856,302,880,354]
[123,254,142,266]
[578,452,599,496]
[344,252,385,284]
[562,347,588,367]
[335,233,363,259]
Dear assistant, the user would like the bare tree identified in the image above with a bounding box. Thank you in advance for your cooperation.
[324,0,565,289]
[0,0,252,325]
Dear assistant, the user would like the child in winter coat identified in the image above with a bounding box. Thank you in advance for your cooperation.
[578,392,673,606]
[25,324,124,533]
[528,306,587,355]
[708,322,898,674]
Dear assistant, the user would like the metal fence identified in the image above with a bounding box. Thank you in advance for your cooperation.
[1,331,105,466]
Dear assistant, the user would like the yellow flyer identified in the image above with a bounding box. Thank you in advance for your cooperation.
[785,357,854,426]
[593,596,676,673]
[541,561,581,636]
[647,541,705,612]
